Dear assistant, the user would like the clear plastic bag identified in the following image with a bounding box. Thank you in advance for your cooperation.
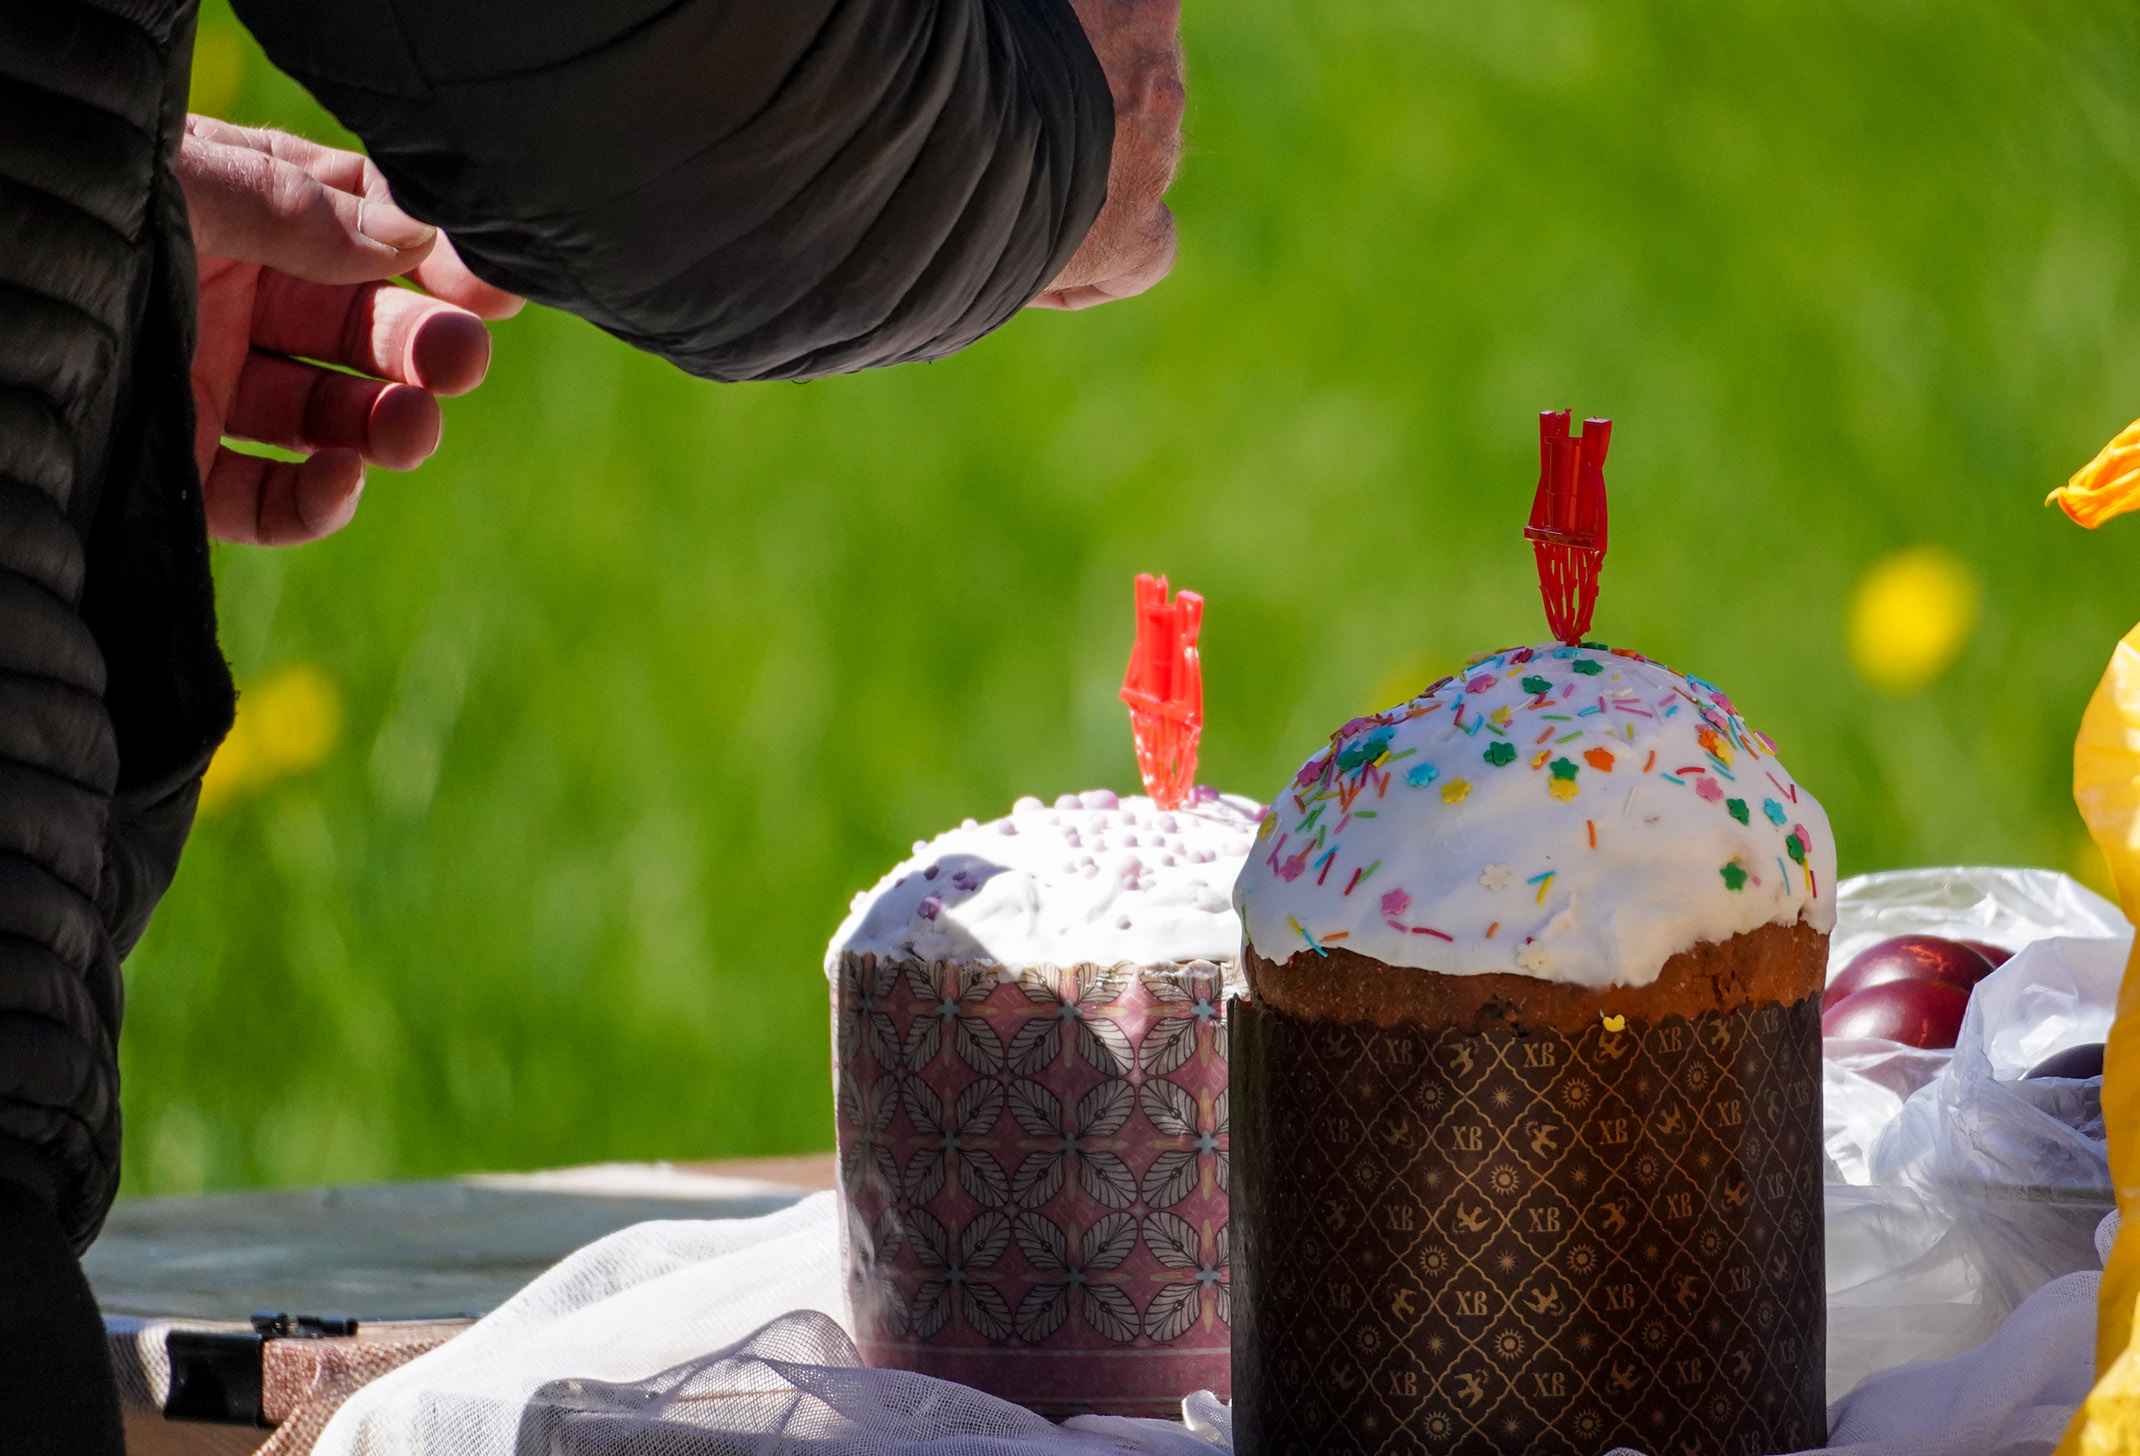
[1829,867,2127,965]
[1825,867,2126,1398]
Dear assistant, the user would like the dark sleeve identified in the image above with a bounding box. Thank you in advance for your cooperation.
[231,0,1114,382]
[0,0,234,1252]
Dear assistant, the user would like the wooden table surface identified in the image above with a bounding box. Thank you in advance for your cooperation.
[115,1156,834,1456]
[676,1151,837,1189]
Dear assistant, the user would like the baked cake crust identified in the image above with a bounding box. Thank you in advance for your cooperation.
[1245,917,1825,1033]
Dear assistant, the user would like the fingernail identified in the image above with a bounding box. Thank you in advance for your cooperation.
[411,312,492,396]
[358,199,437,252]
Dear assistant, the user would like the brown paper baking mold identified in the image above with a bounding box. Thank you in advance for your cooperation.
[834,954,1237,1416]
[1230,995,1826,1456]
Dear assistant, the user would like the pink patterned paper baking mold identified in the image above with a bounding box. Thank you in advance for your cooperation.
[833,953,1239,1417]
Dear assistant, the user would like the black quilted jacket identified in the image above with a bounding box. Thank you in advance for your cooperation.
[2,0,1110,1258]
[0,0,228,1257]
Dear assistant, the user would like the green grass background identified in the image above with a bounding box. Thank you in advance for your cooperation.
[130,0,2140,1195]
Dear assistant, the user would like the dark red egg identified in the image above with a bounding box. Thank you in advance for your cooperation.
[1823,935,1997,1012]
[1821,978,1971,1049]
[1958,940,2014,968]
[2023,1043,2105,1081]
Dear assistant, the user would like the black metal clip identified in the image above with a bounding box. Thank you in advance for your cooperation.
[252,1311,360,1338]
[164,1328,265,1426]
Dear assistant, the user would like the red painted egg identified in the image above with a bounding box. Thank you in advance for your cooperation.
[1958,940,2014,968]
[1821,978,1971,1049]
[1823,935,1997,1012]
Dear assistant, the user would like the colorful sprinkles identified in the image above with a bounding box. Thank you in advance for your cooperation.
[1241,640,1828,981]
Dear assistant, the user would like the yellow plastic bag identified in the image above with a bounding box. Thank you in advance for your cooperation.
[2050,418,2140,530]
[2054,416,2140,1454]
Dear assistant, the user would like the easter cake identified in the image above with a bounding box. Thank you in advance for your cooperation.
[829,576,1255,1415]
[1227,416,1837,1456]
[830,788,1257,1414]
[1228,643,1835,1456]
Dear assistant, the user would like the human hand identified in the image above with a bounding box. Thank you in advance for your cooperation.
[178,116,523,545]
[1030,0,1184,310]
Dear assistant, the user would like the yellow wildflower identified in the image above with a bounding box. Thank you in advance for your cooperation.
[1846,546,1979,695]
[199,664,341,812]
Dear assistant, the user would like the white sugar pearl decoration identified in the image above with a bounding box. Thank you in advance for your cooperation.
[830,787,1264,972]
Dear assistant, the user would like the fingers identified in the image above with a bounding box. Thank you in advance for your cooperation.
[203,337,455,550]
[203,447,365,547]
[226,352,443,471]
[411,236,525,320]
[251,275,494,396]
[1031,204,1177,309]
[184,116,441,266]
[186,114,526,318]
[186,115,388,199]
[179,128,436,283]
[183,116,509,548]
[1028,284,1108,311]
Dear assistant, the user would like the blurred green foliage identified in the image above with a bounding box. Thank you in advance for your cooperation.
[129,0,2140,1194]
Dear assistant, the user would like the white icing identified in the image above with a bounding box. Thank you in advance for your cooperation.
[1232,643,1836,989]
[828,788,1263,972]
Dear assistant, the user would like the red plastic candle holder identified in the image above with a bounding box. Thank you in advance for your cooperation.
[1120,574,1203,811]
[1525,410,1612,644]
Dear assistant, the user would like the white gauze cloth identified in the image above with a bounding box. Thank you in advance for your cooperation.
[315,1193,2106,1456]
